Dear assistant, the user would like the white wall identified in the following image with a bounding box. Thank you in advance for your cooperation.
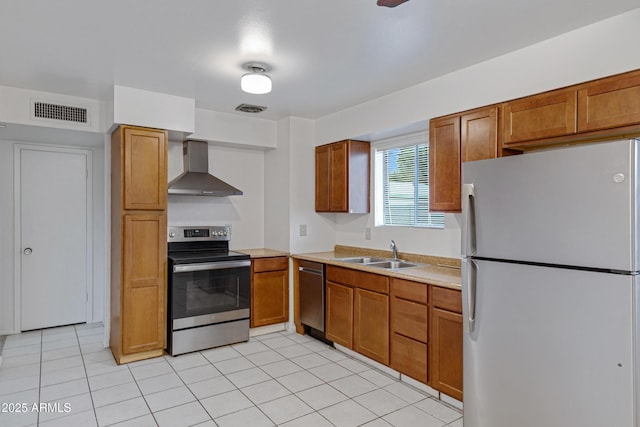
[0,139,105,334]
[288,117,337,253]
[263,119,291,251]
[167,140,266,250]
[307,8,640,259]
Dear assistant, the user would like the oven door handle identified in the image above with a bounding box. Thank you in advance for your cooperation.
[173,260,251,273]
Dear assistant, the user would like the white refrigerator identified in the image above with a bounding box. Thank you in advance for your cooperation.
[461,139,639,427]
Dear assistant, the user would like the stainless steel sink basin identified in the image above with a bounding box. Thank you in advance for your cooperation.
[367,260,419,269]
[334,256,388,264]
[334,256,419,269]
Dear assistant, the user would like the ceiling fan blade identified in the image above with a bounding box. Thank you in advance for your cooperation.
[377,0,410,7]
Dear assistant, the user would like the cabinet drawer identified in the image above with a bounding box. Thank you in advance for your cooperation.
[253,256,288,273]
[391,333,427,383]
[432,287,462,313]
[391,297,427,343]
[327,265,389,294]
[392,278,427,304]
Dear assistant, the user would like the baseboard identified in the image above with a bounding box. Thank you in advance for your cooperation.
[249,323,286,337]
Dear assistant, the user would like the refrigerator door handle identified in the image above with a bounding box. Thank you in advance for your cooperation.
[462,183,476,257]
[466,259,478,333]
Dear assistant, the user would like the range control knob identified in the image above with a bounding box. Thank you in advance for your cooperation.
[169,231,175,238]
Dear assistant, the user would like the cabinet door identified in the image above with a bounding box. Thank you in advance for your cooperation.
[251,269,289,327]
[329,141,349,212]
[578,71,640,132]
[123,127,167,210]
[315,145,331,212]
[354,288,389,365]
[461,107,499,162]
[122,213,166,354]
[502,89,577,145]
[429,116,461,212]
[391,333,427,383]
[326,281,354,348]
[430,307,463,401]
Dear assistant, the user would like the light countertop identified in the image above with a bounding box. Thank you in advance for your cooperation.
[291,249,461,291]
[236,248,290,259]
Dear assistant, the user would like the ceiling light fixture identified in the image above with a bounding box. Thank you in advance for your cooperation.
[241,63,272,94]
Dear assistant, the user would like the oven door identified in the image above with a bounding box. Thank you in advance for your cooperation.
[170,260,251,331]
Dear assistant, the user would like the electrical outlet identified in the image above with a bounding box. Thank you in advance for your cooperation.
[299,224,307,237]
[365,227,372,240]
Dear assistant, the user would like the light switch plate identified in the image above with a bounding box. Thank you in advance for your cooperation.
[365,227,371,240]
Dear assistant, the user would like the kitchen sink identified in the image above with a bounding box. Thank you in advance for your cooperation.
[367,260,419,269]
[334,256,419,269]
[334,256,388,264]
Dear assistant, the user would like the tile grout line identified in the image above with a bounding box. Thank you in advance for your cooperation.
[74,324,100,427]
[158,354,209,427]
[127,361,161,427]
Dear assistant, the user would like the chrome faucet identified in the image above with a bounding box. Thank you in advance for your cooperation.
[390,240,399,260]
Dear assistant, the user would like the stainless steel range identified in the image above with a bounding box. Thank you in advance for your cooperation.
[167,225,250,356]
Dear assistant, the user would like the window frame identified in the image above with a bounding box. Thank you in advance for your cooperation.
[373,131,445,229]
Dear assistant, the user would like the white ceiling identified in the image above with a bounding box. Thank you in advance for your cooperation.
[1,0,638,121]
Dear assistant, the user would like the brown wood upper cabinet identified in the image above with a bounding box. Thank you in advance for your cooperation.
[430,106,499,212]
[110,125,168,365]
[315,140,370,213]
[502,88,577,146]
[251,256,289,328]
[122,126,167,210]
[578,69,640,132]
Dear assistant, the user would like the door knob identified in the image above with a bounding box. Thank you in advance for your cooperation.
[24,248,32,255]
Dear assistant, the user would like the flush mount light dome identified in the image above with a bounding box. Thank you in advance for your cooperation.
[241,63,272,94]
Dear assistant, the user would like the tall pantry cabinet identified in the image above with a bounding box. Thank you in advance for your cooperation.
[110,125,168,364]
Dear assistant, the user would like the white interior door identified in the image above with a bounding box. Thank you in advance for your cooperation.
[20,147,88,331]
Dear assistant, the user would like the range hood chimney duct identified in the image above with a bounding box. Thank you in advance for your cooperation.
[168,140,243,196]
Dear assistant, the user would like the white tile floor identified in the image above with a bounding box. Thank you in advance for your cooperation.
[0,323,463,427]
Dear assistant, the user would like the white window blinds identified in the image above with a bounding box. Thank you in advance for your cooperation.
[375,134,444,228]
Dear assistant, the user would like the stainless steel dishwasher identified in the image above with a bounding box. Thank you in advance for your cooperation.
[298,260,326,338]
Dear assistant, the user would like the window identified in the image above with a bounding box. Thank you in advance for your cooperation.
[374,132,444,228]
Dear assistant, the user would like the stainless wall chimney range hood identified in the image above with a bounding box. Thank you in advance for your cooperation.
[168,140,243,196]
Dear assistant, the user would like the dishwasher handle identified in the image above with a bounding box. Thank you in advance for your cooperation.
[298,266,323,275]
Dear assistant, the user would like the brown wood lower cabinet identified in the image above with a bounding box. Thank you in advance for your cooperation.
[325,266,390,364]
[430,286,463,401]
[318,265,462,400]
[354,288,389,365]
[326,281,354,348]
[390,279,428,383]
[251,256,289,327]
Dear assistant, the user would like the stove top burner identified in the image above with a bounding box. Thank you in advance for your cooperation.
[167,226,248,264]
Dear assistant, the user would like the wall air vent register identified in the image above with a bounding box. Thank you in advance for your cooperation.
[32,101,89,125]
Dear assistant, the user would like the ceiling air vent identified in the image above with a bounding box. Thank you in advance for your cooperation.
[235,103,267,114]
[33,101,88,124]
